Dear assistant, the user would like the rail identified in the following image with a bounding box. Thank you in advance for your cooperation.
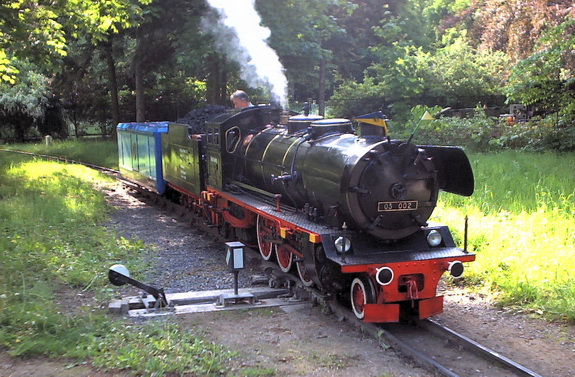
[0,148,545,377]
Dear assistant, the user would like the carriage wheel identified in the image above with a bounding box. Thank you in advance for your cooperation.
[256,215,276,260]
[350,276,376,320]
[296,260,314,287]
[276,244,293,272]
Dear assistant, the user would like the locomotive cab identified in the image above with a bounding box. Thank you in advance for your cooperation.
[204,105,279,190]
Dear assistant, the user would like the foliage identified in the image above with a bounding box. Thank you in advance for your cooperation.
[404,104,575,152]
[0,0,153,83]
[405,105,499,150]
[0,60,50,140]
[0,77,47,115]
[331,37,508,121]
[434,151,575,322]
[466,0,575,62]
[506,18,575,122]
[256,0,356,101]
[0,0,156,139]
[1,0,574,151]
[328,78,389,119]
[496,115,575,152]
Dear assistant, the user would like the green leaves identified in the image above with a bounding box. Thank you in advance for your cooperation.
[507,18,575,115]
[0,0,153,84]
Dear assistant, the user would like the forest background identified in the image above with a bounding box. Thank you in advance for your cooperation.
[0,0,574,151]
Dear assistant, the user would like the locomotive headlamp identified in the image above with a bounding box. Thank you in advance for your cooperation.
[334,236,352,253]
[448,261,465,279]
[375,267,394,286]
[426,230,442,247]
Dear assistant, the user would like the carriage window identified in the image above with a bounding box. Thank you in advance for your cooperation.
[225,126,241,153]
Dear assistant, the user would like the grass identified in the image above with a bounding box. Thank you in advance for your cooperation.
[434,150,575,322]
[2,139,119,169]
[0,151,233,376]
[1,139,574,375]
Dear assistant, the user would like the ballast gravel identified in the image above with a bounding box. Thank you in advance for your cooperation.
[104,183,259,294]
[101,181,575,377]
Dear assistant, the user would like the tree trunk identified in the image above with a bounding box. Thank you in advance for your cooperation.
[104,35,120,133]
[318,56,326,116]
[206,54,227,105]
[135,28,146,122]
[219,69,227,105]
[206,54,218,105]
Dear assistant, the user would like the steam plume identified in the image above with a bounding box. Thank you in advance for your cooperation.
[203,0,288,107]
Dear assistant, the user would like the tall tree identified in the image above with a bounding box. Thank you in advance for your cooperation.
[256,0,355,109]
[0,0,153,84]
[465,0,575,62]
[507,18,575,117]
[0,0,154,139]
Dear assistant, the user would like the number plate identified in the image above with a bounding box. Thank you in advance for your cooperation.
[378,201,418,212]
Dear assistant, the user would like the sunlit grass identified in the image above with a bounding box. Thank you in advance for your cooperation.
[0,152,232,376]
[434,151,575,322]
[1,158,119,285]
[3,139,118,169]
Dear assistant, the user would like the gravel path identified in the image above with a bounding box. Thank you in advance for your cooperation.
[103,182,259,294]
[101,180,575,377]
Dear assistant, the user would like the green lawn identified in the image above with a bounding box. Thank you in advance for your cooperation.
[3,139,119,169]
[434,151,575,321]
[0,151,233,376]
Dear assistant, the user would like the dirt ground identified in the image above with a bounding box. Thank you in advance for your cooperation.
[437,287,575,377]
[2,291,574,377]
[1,182,574,377]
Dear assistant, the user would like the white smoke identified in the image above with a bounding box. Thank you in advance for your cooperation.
[203,0,288,107]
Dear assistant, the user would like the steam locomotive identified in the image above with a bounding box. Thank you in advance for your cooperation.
[117,105,475,322]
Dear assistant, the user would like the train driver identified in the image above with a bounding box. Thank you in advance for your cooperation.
[230,90,253,109]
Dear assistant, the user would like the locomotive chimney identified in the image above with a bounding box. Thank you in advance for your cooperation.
[280,110,290,126]
[269,102,282,125]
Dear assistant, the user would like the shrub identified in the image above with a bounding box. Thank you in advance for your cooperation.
[405,105,575,152]
[404,105,499,151]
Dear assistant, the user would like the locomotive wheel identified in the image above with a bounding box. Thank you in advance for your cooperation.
[256,215,277,260]
[350,276,376,320]
[276,244,293,272]
[296,261,314,287]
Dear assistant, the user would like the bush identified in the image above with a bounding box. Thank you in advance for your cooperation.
[497,115,575,152]
[405,105,575,152]
[404,105,499,151]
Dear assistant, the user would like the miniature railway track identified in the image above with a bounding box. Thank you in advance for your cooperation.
[326,299,544,377]
[415,319,544,377]
[1,149,545,377]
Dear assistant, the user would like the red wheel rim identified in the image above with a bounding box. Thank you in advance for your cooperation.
[297,261,314,287]
[257,215,276,260]
[276,245,293,272]
[351,277,374,320]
